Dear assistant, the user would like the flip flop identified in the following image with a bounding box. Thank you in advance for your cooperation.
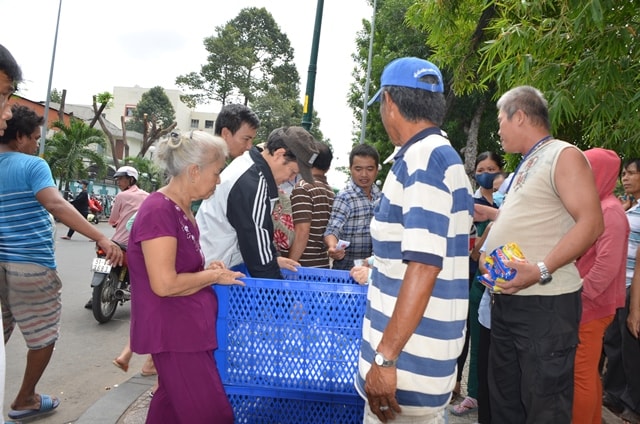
[8,394,60,420]
[450,396,478,416]
[112,359,129,372]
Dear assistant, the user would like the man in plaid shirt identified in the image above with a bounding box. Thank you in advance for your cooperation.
[324,144,380,270]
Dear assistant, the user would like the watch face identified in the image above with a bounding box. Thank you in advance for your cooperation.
[374,353,383,366]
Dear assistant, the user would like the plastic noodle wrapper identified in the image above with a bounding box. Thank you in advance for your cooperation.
[478,242,526,293]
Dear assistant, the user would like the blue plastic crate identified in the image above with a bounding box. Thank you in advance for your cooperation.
[214,266,367,394]
[226,385,365,424]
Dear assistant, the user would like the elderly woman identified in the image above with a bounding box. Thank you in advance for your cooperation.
[128,131,245,423]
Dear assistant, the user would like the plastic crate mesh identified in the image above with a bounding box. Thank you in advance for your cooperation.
[226,385,364,424]
[215,267,367,394]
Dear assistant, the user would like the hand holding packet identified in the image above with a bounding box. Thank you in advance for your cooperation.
[478,242,526,293]
[336,239,351,251]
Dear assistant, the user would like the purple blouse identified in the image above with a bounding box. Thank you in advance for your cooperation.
[128,192,218,354]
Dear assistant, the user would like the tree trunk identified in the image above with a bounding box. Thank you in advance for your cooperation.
[58,89,67,121]
[464,98,487,176]
[92,96,120,169]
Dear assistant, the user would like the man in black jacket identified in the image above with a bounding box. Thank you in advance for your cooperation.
[61,180,89,239]
[196,126,319,279]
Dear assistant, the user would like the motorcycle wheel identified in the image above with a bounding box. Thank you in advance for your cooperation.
[92,269,119,323]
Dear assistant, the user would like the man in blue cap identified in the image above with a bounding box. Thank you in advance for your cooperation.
[355,57,474,423]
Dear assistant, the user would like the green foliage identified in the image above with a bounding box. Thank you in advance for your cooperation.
[44,118,107,190]
[50,88,63,103]
[122,156,163,192]
[126,86,175,133]
[408,0,640,158]
[95,91,114,108]
[250,88,325,144]
[350,0,500,181]
[176,7,299,107]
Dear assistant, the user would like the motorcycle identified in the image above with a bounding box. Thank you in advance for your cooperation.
[90,241,130,323]
[88,196,103,224]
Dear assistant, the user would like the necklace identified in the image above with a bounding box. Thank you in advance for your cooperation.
[505,135,553,194]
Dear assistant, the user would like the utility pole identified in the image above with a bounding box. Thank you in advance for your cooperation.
[301,0,324,131]
[40,0,63,157]
[359,0,377,144]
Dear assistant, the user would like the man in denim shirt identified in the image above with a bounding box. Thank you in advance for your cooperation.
[324,144,380,270]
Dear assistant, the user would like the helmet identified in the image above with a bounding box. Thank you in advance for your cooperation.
[113,166,139,180]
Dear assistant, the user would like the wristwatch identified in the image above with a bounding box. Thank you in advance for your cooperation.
[537,262,553,285]
[374,351,397,367]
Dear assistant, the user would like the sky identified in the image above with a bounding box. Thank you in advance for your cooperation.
[1,0,374,187]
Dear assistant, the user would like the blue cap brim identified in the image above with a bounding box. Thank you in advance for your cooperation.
[367,88,383,107]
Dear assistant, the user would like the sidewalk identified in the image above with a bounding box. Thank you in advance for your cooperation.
[76,368,622,424]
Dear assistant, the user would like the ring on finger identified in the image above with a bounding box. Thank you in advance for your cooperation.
[379,406,389,411]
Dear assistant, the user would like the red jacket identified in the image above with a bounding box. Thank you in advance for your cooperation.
[576,148,628,324]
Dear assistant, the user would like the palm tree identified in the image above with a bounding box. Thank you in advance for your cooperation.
[45,118,108,191]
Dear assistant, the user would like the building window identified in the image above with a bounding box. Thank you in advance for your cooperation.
[124,106,135,117]
[204,120,214,129]
[190,119,199,128]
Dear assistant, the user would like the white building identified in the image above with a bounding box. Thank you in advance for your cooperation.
[104,86,218,137]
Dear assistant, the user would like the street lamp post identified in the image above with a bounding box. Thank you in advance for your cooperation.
[39,0,63,157]
[301,0,324,132]
[359,0,378,144]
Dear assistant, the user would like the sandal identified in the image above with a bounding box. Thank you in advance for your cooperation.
[450,396,478,416]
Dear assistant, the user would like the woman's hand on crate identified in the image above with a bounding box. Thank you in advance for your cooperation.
[206,261,245,286]
[277,256,300,272]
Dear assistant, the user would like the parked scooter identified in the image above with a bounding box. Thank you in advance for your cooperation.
[90,241,129,323]
[88,196,103,224]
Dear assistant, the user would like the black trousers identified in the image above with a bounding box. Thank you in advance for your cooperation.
[602,287,640,414]
[477,323,491,424]
[488,290,581,424]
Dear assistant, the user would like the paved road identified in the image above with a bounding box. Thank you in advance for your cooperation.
[4,222,153,424]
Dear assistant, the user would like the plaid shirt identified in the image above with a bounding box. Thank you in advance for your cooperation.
[324,179,381,270]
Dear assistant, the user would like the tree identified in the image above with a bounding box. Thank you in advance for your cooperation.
[351,0,501,178]
[123,156,162,192]
[251,89,325,144]
[176,7,299,107]
[408,0,640,157]
[44,118,107,191]
[125,86,177,158]
[50,88,63,104]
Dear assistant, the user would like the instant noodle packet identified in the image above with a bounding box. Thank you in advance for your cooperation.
[478,242,526,292]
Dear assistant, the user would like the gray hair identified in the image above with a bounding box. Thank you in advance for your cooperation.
[155,130,228,178]
[496,86,550,130]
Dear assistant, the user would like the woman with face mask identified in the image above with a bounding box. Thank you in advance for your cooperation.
[451,151,504,419]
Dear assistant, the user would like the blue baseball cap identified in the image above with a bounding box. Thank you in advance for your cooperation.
[367,57,444,106]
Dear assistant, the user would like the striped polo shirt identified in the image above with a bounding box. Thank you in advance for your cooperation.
[290,175,335,268]
[355,127,474,414]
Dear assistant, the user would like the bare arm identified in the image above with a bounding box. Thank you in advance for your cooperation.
[474,204,499,222]
[37,187,123,265]
[141,236,245,297]
[498,148,604,293]
[288,221,310,262]
[628,248,640,338]
[365,261,440,420]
